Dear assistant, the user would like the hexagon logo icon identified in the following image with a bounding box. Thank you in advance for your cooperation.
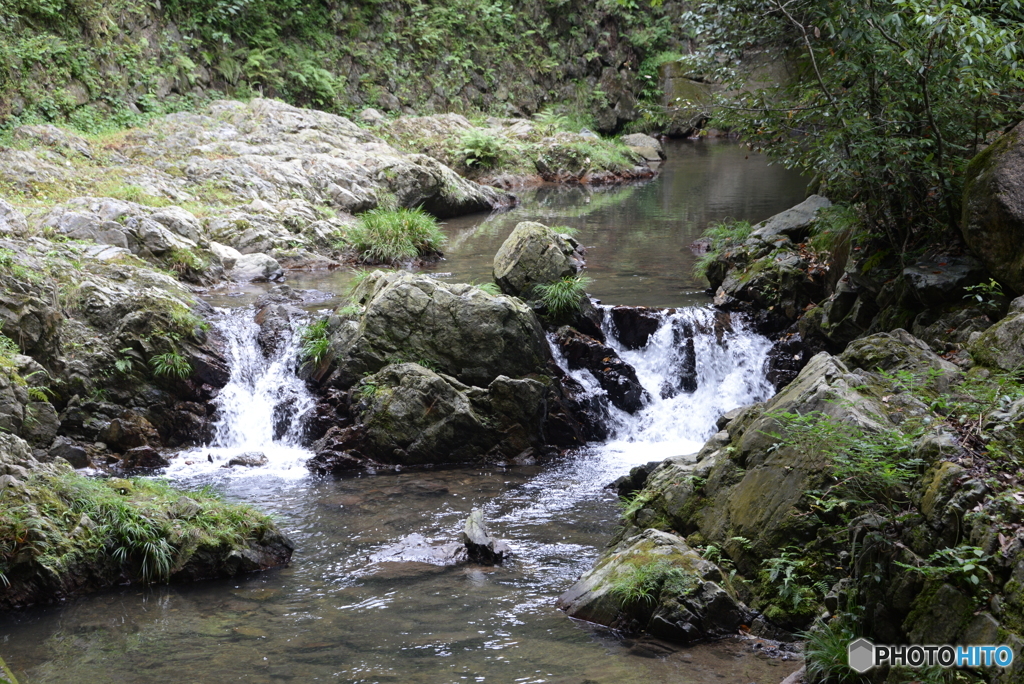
[848,638,875,673]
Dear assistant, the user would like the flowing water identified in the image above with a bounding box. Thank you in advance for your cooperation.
[2,141,806,683]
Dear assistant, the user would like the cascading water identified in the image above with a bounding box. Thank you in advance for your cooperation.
[495,306,774,530]
[165,307,316,479]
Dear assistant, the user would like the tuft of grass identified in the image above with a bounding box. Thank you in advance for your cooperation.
[0,473,276,586]
[549,224,579,237]
[610,558,695,608]
[346,207,447,264]
[692,219,754,280]
[800,618,868,684]
[149,351,192,379]
[165,247,208,276]
[298,317,331,366]
[474,281,501,296]
[535,274,591,317]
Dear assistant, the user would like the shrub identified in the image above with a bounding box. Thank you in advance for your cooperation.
[347,207,447,264]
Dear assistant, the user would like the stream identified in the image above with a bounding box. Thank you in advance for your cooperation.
[1,140,806,683]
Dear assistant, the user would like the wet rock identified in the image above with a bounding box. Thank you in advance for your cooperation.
[98,410,160,451]
[493,221,586,299]
[372,533,466,565]
[553,327,648,414]
[621,133,665,160]
[462,509,510,564]
[227,451,268,467]
[324,271,551,388]
[557,529,751,642]
[229,253,284,283]
[609,306,663,350]
[961,122,1024,293]
[764,333,813,390]
[121,445,170,469]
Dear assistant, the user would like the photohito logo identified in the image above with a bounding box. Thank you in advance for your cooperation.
[848,638,1014,673]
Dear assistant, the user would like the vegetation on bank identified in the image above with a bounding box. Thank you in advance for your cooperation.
[0,0,687,134]
[0,472,278,590]
[679,0,1024,248]
[340,207,447,265]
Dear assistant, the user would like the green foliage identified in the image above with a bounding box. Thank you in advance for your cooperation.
[149,351,192,379]
[692,219,753,279]
[347,208,447,265]
[113,348,139,376]
[298,317,331,366]
[964,278,1005,305]
[801,618,867,684]
[0,334,19,370]
[895,545,993,590]
[460,129,509,169]
[762,548,820,613]
[165,247,208,276]
[535,274,591,317]
[0,472,276,586]
[549,224,579,236]
[610,558,694,608]
[681,0,1024,240]
[474,281,502,296]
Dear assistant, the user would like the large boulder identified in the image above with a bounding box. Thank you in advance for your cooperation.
[557,528,751,642]
[962,123,1024,293]
[350,362,547,465]
[970,309,1024,370]
[493,221,586,299]
[324,271,552,388]
[748,194,831,242]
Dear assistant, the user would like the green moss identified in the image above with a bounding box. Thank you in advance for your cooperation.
[0,472,277,586]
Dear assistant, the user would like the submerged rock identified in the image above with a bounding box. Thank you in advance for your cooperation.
[462,509,510,564]
[227,451,268,467]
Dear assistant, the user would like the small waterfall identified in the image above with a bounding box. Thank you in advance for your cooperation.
[166,307,315,479]
[556,306,775,466]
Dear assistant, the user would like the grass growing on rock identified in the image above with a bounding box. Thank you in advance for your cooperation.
[298,317,331,367]
[0,473,277,587]
[610,556,697,609]
[692,219,753,280]
[535,274,591,317]
[344,207,447,265]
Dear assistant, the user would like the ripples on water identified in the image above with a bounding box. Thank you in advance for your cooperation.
[2,141,804,684]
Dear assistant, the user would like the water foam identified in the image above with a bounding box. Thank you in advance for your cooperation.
[165,307,315,480]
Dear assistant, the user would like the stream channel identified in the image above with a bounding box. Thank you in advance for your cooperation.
[2,140,807,683]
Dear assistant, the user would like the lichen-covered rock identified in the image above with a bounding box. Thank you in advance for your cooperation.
[351,362,546,465]
[493,221,586,299]
[839,329,960,390]
[970,310,1024,370]
[557,529,751,642]
[902,255,988,308]
[961,122,1024,293]
[323,271,551,388]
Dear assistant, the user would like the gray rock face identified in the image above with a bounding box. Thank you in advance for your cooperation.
[557,529,750,641]
[748,194,831,242]
[962,123,1024,293]
[354,362,546,465]
[0,198,28,236]
[493,221,586,299]
[328,271,551,388]
[902,255,987,307]
[621,133,665,160]
[840,329,961,390]
[462,509,511,564]
[229,253,284,282]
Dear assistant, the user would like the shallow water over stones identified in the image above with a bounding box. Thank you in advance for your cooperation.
[1,140,805,683]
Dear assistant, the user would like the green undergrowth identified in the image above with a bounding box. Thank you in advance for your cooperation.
[0,472,276,587]
[610,555,697,610]
[0,0,685,134]
[298,317,331,368]
[341,207,447,265]
[692,218,753,280]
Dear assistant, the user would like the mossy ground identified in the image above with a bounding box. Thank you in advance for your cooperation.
[0,471,277,593]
